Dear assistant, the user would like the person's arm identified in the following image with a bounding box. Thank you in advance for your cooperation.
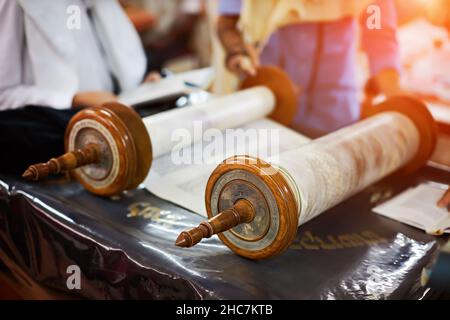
[438,188,450,211]
[0,1,117,110]
[216,0,259,76]
[360,0,405,97]
[217,15,259,76]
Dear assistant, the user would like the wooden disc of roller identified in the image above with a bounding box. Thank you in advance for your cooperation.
[64,103,152,196]
[241,66,297,126]
[366,96,438,175]
[205,155,298,260]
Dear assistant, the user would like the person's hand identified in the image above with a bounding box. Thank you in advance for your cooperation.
[226,45,260,77]
[72,91,118,109]
[218,15,260,77]
[374,69,410,98]
[143,71,162,83]
[438,187,450,211]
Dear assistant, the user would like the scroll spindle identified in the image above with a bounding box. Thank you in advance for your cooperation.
[22,143,100,181]
[175,199,255,248]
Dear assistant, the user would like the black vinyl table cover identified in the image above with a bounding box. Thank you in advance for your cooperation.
[0,165,449,300]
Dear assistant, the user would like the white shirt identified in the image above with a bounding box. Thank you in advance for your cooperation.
[0,0,114,110]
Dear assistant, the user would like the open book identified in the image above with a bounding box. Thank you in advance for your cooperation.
[119,68,215,106]
[373,183,450,235]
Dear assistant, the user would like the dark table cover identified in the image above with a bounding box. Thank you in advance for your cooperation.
[0,165,449,300]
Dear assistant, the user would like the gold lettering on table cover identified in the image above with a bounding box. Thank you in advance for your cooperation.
[128,203,389,251]
[127,202,170,220]
[290,230,388,250]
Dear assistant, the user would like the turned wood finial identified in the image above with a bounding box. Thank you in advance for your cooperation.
[175,199,255,248]
[22,143,100,181]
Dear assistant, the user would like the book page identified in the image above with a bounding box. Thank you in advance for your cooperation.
[372,183,450,234]
[144,118,311,215]
[119,68,215,106]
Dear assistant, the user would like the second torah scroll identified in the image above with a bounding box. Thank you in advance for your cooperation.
[176,96,437,259]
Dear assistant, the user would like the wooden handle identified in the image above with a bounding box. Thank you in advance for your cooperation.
[22,143,100,181]
[175,199,255,248]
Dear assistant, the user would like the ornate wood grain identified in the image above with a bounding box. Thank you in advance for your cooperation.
[64,103,152,196]
[23,103,152,197]
[204,155,299,260]
[99,102,153,190]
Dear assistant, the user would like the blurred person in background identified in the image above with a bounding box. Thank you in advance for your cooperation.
[0,0,159,111]
[399,0,450,210]
[130,0,211,72]
[423,0,450,211]
[217,0,407,137]
[0,0,158,174]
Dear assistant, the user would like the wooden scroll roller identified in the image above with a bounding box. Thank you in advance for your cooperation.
[23,103,153,196]
[23,143,101,181]
[176,96,438,259]
[22,66,298,196]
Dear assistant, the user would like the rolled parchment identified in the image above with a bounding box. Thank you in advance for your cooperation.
[178,96,437,259]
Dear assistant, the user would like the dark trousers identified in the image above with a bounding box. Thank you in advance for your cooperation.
[0,106,77,175]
